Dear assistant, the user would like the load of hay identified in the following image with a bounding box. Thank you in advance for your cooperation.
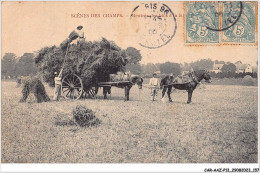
[73,105,101,127]
[35,38,128,90]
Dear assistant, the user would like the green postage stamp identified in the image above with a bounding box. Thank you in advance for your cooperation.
[186,2,220,43]
[185,1,257,44]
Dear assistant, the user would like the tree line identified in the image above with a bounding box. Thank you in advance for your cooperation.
[2,53,38,78]
[1,51,257,79]
[127,58,257,78]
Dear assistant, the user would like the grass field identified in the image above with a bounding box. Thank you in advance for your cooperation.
[1,80,258,163]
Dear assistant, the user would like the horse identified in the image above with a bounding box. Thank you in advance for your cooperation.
[102,75,143,101]
[160,70,211,104]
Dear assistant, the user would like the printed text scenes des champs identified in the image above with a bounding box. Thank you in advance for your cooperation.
[71,13,123,18]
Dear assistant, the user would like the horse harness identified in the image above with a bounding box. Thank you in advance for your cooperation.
[162,72,199,87]
[190,72,199,84]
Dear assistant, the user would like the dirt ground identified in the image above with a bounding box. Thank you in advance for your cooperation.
[1,81,258,163]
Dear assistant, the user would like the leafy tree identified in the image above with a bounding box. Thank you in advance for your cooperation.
[2,53,17,78]
[215,60,225,64]
[143,63,159,74]
[126,47,142,64]
[15,53,38,76]
[221,63,237,73]
[125,63,143,74]
[182,62,190,71]
[159,62,181,75]
[190,59,214,71]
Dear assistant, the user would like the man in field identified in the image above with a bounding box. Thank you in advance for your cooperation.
[53,69,63,101]
[149,73,159,101]
[161,73,175,102]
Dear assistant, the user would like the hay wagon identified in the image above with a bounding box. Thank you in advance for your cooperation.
[61,73,132,100]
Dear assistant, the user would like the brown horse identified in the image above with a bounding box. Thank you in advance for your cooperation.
[102,75,143,101]
[160,70,211,104]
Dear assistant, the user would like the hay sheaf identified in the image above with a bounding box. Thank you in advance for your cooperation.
[35,38,128,89]
[73,105,101,127]
[19,76,50,103]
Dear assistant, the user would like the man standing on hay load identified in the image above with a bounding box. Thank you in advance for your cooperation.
[53,69,63,101]
[76,25,85,45]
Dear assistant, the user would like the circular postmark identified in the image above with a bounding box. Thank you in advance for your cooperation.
[206,1,243,31]
[130,3,177,49]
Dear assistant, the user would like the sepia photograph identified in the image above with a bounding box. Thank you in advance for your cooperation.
[1,1,259,172]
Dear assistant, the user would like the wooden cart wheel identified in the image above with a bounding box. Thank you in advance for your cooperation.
[61,74,83,100]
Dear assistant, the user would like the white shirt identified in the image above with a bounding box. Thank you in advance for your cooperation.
[149,77,159,86]
[76,30,84,38]
[54,76,62,85]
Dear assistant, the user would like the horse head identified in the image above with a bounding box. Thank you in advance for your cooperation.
[202,70,212,83]
[131,75,143,89]
[193,69,212,83]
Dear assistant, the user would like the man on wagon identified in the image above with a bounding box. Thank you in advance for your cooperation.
[76,25,85,44]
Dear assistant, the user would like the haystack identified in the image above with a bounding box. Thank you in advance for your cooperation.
[35,38,128,90]
[19,76,50,103]
[242,75,256,86]
[73,105,101,127]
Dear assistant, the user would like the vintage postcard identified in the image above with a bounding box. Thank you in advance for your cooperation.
[1,1,259,172]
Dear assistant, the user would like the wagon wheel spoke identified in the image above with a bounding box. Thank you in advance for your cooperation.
[73,79,82,87]
[70,90,73,99]
[64,77,69,84]
[74,89,81,97]
[75,78,80,83]
[74,82,82,87]
[72,89,80,100]
[63,81,70,86]
[62,89,70,97]
[73,90,75,99]
[66,90,71,97]
[62,88,70,93]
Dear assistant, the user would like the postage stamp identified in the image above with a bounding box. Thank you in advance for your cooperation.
[185,1,257,44]
[130,2,177,49]
[221,1,257,43]
[185,2,220,44]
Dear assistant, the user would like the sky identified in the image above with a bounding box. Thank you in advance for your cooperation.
[1,1,258,65]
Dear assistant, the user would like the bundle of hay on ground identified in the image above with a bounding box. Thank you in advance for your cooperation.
[19,76,50,103]
[73,105,101,127]
[35,38,128,90]
[242,75,256,86]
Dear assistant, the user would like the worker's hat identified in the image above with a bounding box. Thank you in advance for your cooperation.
[77,25,83,30]
[169,73,174,77]
[54,72,58,74]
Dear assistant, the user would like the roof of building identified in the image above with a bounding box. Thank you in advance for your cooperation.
[213,63,224,70]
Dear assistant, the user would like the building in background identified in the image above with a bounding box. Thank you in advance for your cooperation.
[211,62,225,73]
